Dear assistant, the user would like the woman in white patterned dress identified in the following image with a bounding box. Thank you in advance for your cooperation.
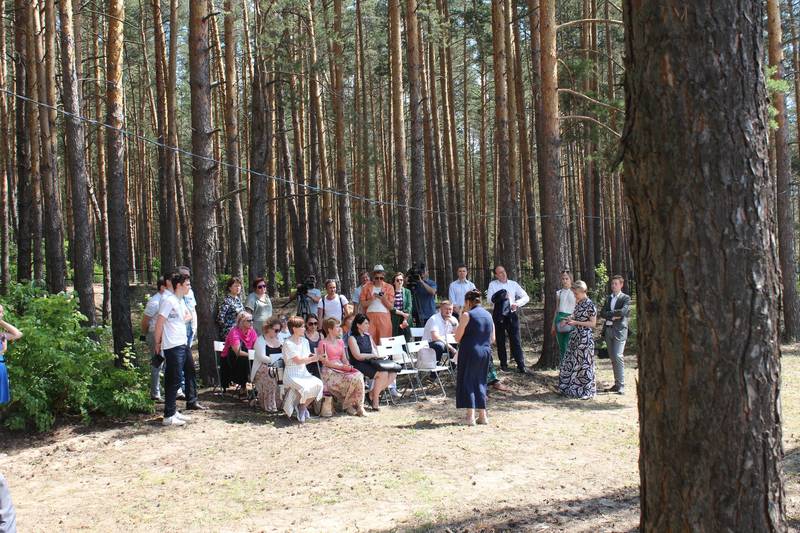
[282,316,325,422]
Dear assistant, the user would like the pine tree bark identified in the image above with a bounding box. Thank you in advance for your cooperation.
[405,0,426,265]
[388,0,411,269]
[0,0,8,294]
[59,0,95,325]
[13,0,31,282]
[248,58,268,284]
[624,1,786,529]
[533,0,570,369]
[332,0,356,294]
[33,0,65,293]
[768,0,800,340]
[223,0,244,279]
[106,0,133,355]
[190,0,219,383]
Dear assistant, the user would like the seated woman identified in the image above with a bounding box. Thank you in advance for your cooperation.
[347,314,397,411]
[251,316,284,413]
[318,317,366,416]
[282,316,325,422]
[222,311,258,398]
[304,315,323,378]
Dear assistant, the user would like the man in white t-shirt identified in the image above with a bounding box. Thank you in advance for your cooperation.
[142,276,167,401]
[487,265,530,373]
[422,301,458,364]
[154,273,195,426]
[318,279,349,323]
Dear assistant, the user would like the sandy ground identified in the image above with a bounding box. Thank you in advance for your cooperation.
[2,326,800,531]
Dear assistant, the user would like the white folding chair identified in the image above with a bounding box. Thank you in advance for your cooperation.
[377,341,423,402]
[410,327,424,340]
[414,338,452,397]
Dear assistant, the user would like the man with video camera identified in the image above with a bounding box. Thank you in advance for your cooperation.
[289,275,322,319]
[406,263,437,326]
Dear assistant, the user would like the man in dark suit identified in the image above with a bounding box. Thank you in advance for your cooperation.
[599,275,631,394]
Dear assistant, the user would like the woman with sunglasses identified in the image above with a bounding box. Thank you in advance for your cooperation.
[304,315,323,377]
[390,272,414,341]
[359,265,395,344]
[222,311,258,399]
[282,316,324,422]
[245,277,273,335]
[252,316,284,412]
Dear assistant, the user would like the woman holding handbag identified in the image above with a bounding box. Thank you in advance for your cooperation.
[390,272,414,341]
[319,317,366,416]
[251,316,284,413]
[347,314,398,411]
[551,271,576,363]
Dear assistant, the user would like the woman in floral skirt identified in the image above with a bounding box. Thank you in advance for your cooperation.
[558,280,598,400]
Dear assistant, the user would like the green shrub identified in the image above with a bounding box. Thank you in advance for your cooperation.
[590,262,609,304]
[0,284,152,432]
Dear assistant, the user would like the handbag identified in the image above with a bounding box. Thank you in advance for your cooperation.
[320,396,334,417]
[556,319,574,334]
[369,357,402,372]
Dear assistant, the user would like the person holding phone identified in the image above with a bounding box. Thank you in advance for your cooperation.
[281,316,324,422]
[359,265,395,344]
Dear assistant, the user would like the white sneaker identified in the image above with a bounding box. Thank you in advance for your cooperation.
[389,386,402,399]
[174,411,192,422]
[176,390,186,400]
[162,415,186,426]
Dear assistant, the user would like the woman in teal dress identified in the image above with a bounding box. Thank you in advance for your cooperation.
[551,271,576,363]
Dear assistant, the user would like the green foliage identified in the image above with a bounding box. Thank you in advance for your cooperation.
[519,264,544,303]
[1,283,152,432]
[766,65,791,130]
[590,262,609,304]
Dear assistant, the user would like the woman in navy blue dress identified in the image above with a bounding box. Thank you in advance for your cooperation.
[454,290,495,426]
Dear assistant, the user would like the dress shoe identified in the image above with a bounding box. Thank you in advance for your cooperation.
[491,381,511,392]
[499,365,511,372]
[185,402,208,410]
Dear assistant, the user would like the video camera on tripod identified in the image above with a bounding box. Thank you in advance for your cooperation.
[406,262,425,290]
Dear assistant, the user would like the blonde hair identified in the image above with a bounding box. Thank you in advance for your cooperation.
[236,311,253,327]
[263,316,281,332]
[572,280,588,292]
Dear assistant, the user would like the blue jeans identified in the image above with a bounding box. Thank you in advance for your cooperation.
[164,344,197,417]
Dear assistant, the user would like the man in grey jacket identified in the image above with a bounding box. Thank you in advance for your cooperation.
[599,275,631,394]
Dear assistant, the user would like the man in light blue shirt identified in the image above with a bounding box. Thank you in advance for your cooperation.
[448,265,476,316]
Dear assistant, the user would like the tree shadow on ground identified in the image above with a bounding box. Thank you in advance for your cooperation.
[394,418,463,430]
[375,485,639,532]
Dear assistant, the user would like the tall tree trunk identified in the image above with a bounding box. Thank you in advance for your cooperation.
[190,0,219,383]
[491,0,516,276]
[223,0,244,279]
[59,0,95,324]
[152,0,177,274]
[106,0,133,355]
[33,0,65,293]
[768,0,800,340]
[0,0,8,294]
[405,0,426,265]
[248,58,268,284]
[27,5,43,283]
[535,0,570,369]
[624,1,786,529]
[332,0,356,294]
[13,0,31,282]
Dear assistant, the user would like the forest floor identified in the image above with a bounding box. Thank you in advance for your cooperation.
[2,304,800,532]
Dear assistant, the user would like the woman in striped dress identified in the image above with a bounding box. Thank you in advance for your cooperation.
[281,316,324,422]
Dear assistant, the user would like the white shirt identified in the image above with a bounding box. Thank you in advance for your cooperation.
[251,335,283,382]
[448,279,476,308]
[144,292,163,333]
[319,294,349,321]
[606,292,620,326]
[487,279,530,310]
[366,286,389,314]
[307,288,322,316]
[557,288,576,314]
[423,313,458,342]
[158,293,188,350]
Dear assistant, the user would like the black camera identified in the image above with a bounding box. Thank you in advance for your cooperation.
[296,283,309,297]
[406,263,424,289]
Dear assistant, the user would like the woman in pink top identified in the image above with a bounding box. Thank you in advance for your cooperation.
[223,311,258,398]
[318,317,366,416]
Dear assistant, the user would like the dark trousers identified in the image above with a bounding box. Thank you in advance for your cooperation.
[429,340,448,364]
[495,313,524,370]
[164,344,197,418]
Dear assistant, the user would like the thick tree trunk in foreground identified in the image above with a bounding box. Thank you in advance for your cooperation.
[190,0,219,384]
[535,0,569,369]
[768,0,800,341]
[106,0,133,355]
[624,1,786,530]
[59,0,96,325]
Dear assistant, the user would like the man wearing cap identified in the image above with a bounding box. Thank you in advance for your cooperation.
[360,265,395,343]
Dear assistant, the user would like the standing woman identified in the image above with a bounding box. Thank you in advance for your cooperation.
[245,277,273,335]
[318,317,366,416]
[281,316,325,422]
[558,280,598,400]
[217,277,245,340]
[390,272,414,341]
[454,290,494,426]
[551,270,576,363]
[0,305,23,406]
